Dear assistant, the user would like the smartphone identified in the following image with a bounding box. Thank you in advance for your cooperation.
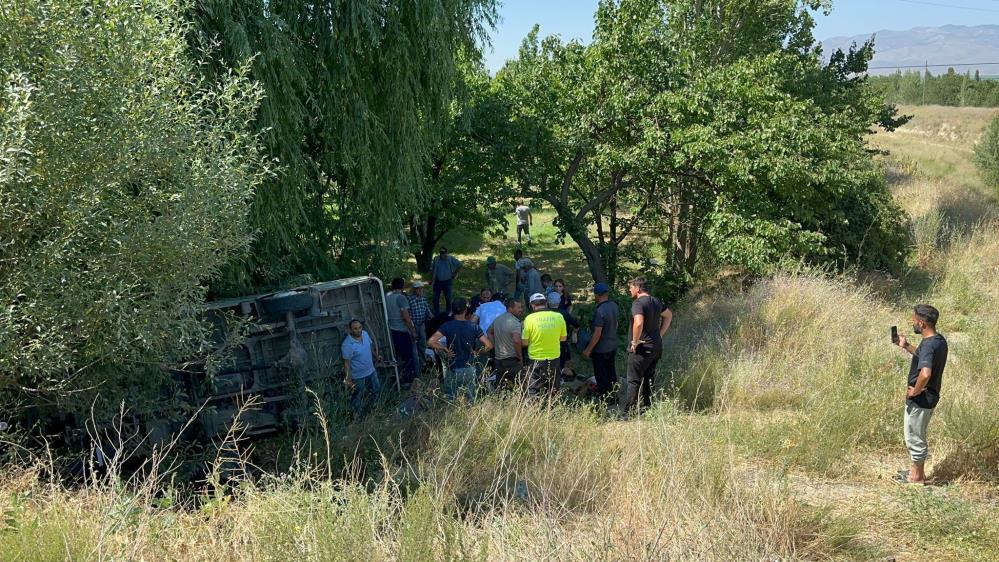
[891,326,899,345]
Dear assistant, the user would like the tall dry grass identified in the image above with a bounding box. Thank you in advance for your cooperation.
[4,106,999,561]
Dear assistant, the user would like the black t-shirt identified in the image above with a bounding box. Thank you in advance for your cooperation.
[908,334,948,409]
[630,294,665,348]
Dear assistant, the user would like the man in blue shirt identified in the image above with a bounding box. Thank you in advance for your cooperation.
[430,246,463,314]
[341,319,383,419]
[429,298,492,402]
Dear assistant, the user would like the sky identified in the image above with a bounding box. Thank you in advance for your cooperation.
[484,0,999,72]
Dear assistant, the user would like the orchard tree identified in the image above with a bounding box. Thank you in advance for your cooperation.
[0,0,266,395]
[497,0,908,286]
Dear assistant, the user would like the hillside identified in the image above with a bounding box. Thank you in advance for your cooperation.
[822,24,999,76]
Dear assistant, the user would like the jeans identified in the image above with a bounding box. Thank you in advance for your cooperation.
[390,329,416,384]
[412,324,427,375]
[433,279,453,315]
[526,358,560,398]
[621,344,662,414]
[350,373,381,419]
[591,349,618,400]
[904,402,934,465]
[444,365,478,402]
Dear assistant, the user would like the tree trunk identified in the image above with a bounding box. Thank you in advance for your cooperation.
[414,214,439,273]
[547,198,609,285]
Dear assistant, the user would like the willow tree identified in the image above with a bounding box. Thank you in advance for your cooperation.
[191,0,497,294]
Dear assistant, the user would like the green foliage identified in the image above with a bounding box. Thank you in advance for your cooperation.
[191,0,498,293]
[974,114,999,190]
[0,0,265,394]
[870,69,999,108]
[495,0,908,286]
[408,63,522,272]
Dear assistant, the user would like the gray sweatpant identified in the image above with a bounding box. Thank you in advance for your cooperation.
[904,403,934,465]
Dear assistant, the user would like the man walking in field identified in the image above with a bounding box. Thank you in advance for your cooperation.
[582,283,619,401]
[430,246,462,314]
[621,277,672,414]
[514,201,533,245]
[521,293,567,398]
[895,304,948,485]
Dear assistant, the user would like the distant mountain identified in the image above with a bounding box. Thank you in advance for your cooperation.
[820,25,999,76]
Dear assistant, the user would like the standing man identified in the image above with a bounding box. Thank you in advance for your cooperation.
[485,256,515,296]
[621,277,673,414]
[386,277,417,386]
[521,293,567,398]
[515,200,533,245]
[429,299,492,402]
[408,281,432,376]
[430,246,462,314]
[582,283,619,401]
[341,319,382,419]
[490,298,525,390]
[521,259,544,303]
[514,249,529,299]
[895,304,948,485]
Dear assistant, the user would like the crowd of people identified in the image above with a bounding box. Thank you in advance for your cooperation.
[339,203,950,486]
[339,245,674,419]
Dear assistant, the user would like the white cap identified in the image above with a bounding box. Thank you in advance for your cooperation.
[412,281,426,288]
[529,292,547,303]
[547,292,561,307]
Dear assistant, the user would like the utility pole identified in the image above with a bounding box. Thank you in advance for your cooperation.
[922,61,927,105]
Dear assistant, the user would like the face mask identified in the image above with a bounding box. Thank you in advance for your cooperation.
[913,323,923,335]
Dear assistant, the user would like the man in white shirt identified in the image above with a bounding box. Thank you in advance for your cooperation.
[514,202,533,245]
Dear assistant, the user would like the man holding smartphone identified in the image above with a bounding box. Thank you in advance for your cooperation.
[894,304,948,485]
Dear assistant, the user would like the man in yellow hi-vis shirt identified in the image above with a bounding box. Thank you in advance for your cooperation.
[521,293,567,398]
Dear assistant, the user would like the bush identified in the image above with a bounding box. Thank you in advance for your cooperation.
[974,114,999,190]
[0,0,265,397]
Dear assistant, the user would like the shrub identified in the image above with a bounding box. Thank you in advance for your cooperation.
[974,114,999,190]
[0,0,265,398]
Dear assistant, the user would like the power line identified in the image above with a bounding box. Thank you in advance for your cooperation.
[893,0,999,12]
[868,61,999,69]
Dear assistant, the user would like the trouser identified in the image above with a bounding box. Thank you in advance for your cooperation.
[444,365,478,402]
[494,356,523,390]
[592,350,618,400]
[517,223,531,244]
[433,279,453,315]
[390,329,416,384]
[412,324,427,374]
[350,373,381,419]
[904,402,934,465]
[526,358,560,398]
[622,344,663,413]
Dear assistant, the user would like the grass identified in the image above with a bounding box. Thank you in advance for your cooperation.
[4,107,999,561]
